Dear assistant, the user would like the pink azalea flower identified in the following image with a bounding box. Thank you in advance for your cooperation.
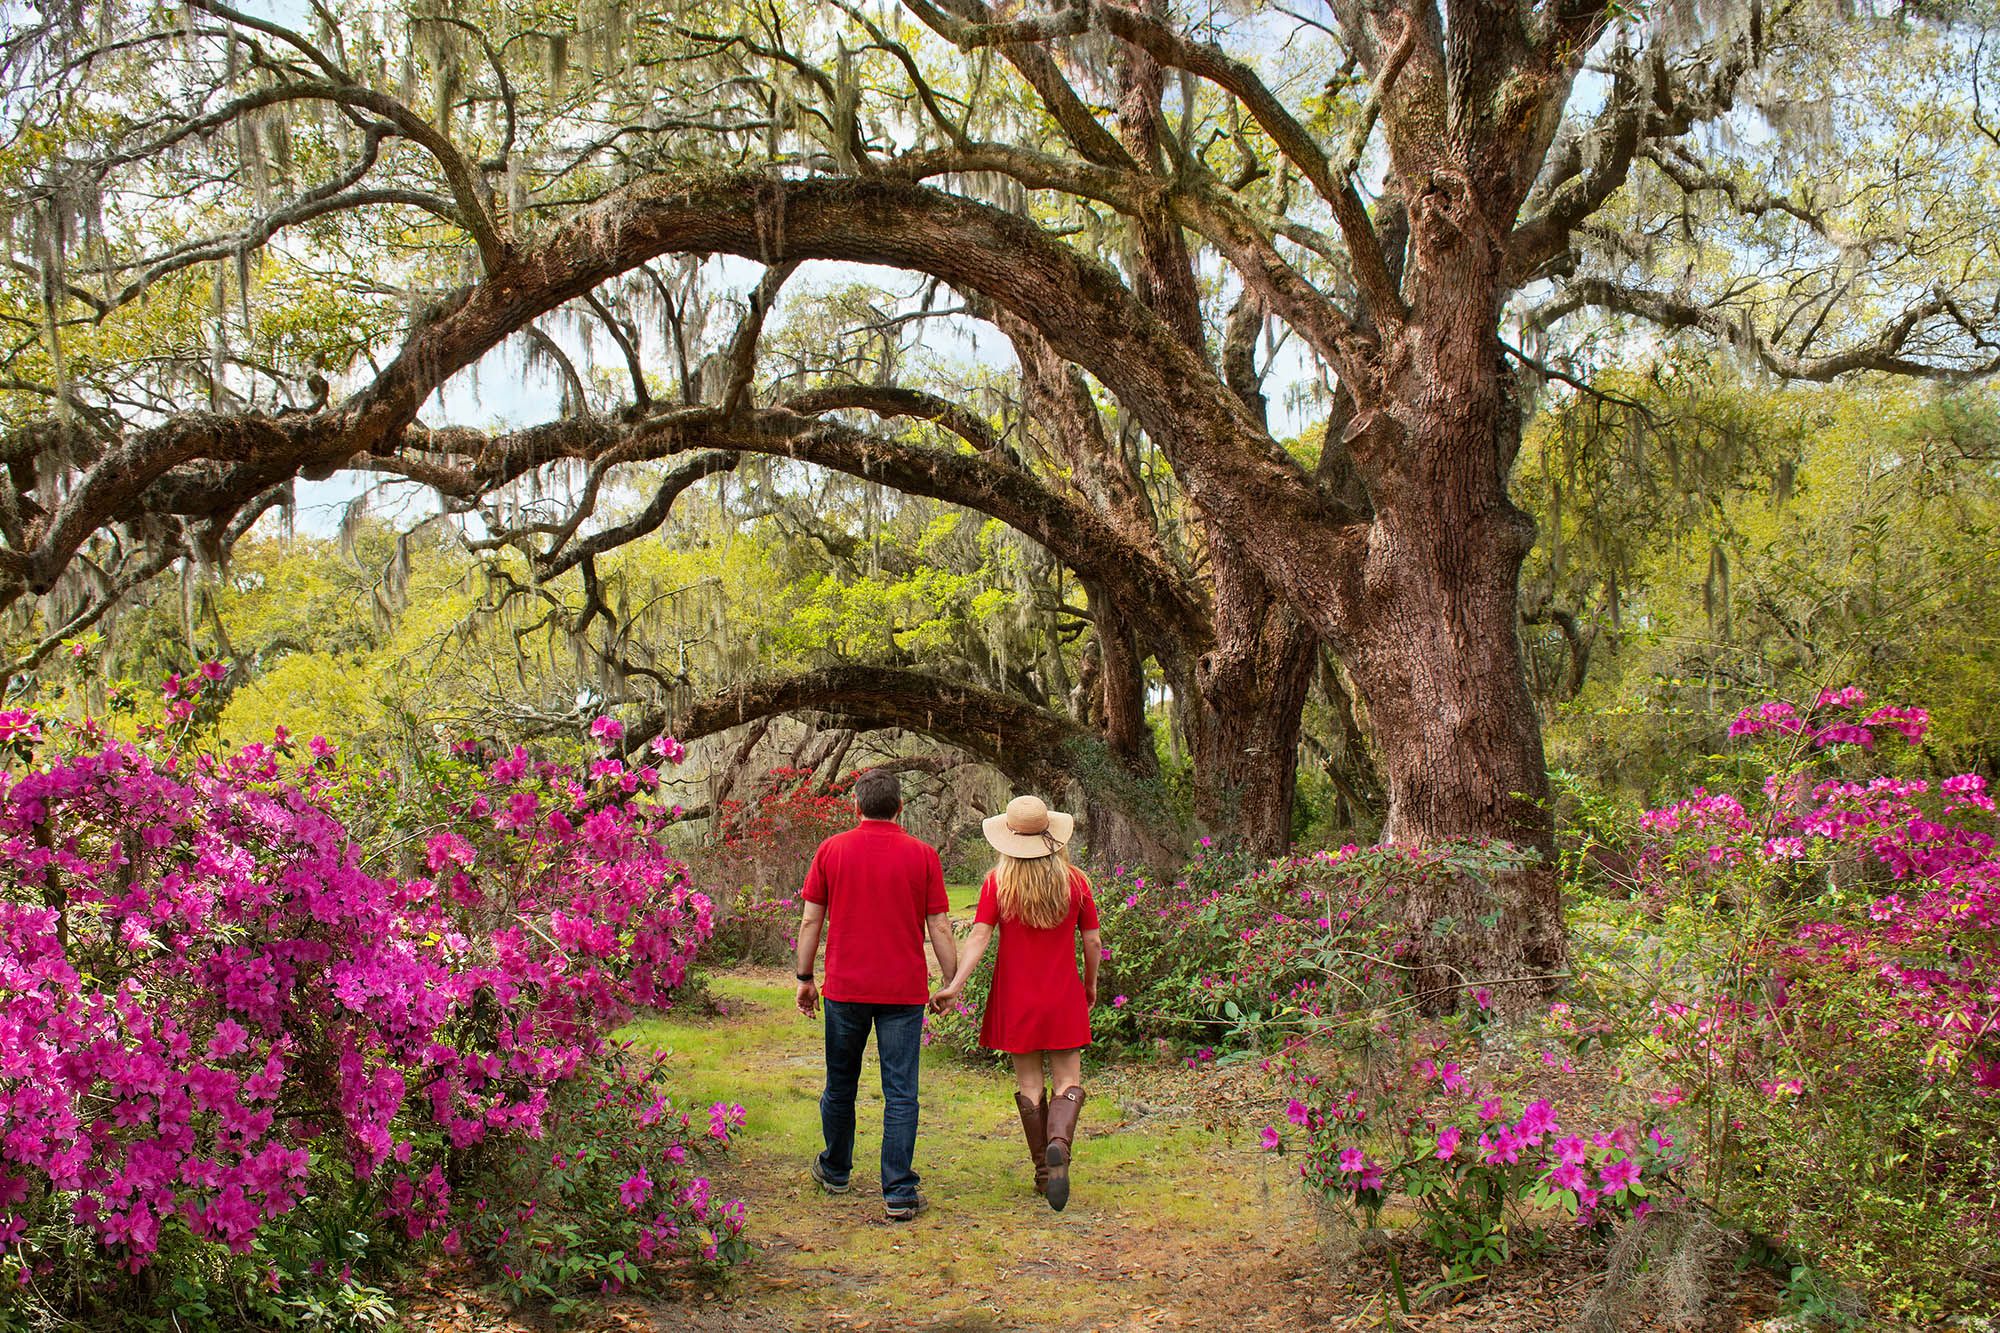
[1516,1098,1558,1139]
[1599,1156,1640,1195]
[205,1019,250,1061]
[1435,1125,1462,1160]
[0,709,44,745]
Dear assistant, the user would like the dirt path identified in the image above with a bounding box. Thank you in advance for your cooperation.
[623,967,1342,1332]
[603,968,1619,1333]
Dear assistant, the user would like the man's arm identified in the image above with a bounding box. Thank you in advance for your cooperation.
[795,900,827,1015]
[925,911,958,986]
[920,847,954,986]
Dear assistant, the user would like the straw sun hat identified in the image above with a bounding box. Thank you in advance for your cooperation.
[981,794,1075,860]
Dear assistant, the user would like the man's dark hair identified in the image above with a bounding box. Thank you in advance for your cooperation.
[854,769,901,820]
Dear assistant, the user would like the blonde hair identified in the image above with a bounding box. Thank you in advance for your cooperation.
[995,850,1079,929]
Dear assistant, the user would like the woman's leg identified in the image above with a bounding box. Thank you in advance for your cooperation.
[1043,1048,1086,1212]
[1010,1052,1050,1194]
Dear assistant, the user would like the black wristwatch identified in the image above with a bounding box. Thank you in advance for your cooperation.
[796,971,815,983]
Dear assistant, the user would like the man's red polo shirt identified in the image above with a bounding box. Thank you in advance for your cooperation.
[801,819,948,1005]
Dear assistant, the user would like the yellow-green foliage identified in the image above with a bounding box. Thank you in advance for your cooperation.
[1521,366,2000,797]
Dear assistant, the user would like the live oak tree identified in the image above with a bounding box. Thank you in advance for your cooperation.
[3,0,1996,996]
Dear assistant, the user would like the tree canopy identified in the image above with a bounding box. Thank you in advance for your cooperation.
[4,0,1998,991]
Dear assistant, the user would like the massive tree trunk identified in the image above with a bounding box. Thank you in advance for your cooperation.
[1186,534,1316,856]
[1342,501,1564,1002]
[1326,224,1568,1003]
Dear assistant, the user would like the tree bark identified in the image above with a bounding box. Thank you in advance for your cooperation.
[1330,226,1568,1004]
[1081,590,1184,870]
[1186,533,1316,856]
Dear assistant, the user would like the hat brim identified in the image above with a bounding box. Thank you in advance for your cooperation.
[981,810,1076,859]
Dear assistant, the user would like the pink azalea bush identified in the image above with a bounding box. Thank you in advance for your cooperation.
[0,681,745,1321]
[1575,689,2000,1319]
[466,1048,749,1316]
[1262,1054,1679,1283]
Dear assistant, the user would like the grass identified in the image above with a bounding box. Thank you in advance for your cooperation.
[622,968,1316,1329]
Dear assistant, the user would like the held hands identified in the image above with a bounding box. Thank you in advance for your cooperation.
[795,978,819,1016]
[927,983,962,1013]
[1085,979,1099,1007]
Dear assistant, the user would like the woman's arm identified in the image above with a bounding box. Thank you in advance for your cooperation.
[929,922,994,1010]
[1080,928,1102,1006]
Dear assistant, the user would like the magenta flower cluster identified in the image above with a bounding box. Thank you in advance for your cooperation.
[1638,690,1999,1097]
[0,702,716,1272]
[1263,1056,1676,1248]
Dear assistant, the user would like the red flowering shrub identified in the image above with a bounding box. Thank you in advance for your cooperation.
[1572,689,2000,1319]
[687,767,855,965]
[0,683,745,1324]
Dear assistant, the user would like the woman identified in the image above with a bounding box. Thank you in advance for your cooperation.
[930,794,1100,1212]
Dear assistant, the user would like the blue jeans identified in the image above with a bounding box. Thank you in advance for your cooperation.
[817,999,924,1204]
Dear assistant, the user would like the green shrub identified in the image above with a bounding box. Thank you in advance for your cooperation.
[926,840,1527,1060]
[702,886,799,967]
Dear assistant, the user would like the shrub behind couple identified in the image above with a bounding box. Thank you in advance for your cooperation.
[792,770,1102,1220]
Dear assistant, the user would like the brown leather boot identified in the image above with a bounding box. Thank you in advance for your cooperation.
[1043,1086,1085,1212]
[1013,1090,1049,1195]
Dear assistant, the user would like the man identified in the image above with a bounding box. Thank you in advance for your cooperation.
[794,768,958,1221]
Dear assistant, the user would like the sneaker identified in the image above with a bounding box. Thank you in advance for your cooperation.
[883,1194,927,1222]
[809,1159,851,1195]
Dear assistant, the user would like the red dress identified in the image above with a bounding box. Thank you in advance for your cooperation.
[976,867,1099,1053]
